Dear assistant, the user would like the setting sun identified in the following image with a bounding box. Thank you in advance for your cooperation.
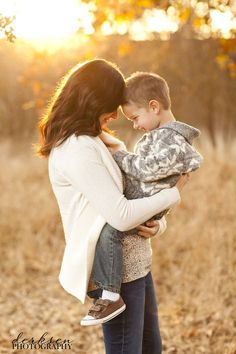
[0,0,94,48]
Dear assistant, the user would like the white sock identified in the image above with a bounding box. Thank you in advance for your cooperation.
[101,289,120,301]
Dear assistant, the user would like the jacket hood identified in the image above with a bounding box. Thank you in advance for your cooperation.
[160,121,201,144]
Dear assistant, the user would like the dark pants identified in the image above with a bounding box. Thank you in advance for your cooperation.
[102,271,162,354]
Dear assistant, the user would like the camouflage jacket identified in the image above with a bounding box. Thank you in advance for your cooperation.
[113,121,203,226]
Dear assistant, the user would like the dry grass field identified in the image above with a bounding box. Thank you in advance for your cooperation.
[0,133,236,354]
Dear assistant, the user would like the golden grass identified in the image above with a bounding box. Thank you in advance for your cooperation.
[0,135,236,354]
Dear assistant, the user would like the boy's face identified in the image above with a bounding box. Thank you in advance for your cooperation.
[122,102,160,132]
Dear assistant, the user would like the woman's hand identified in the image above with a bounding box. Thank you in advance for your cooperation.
[137,219,160,238]
[175,173,190,192]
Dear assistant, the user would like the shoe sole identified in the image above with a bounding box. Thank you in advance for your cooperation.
[80,304,126,326]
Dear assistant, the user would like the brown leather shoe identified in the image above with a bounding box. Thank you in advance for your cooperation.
[80,296,126,326]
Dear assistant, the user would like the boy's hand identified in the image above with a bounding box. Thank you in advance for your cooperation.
[137,220,160,238]
[99,131,126,154]
[107,144,122,154]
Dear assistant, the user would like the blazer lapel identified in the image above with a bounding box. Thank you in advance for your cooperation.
[92,136,124,193]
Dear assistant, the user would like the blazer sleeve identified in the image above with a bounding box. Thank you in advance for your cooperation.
[156,216,167,236]
[113,130,203,182]
[59,144,181,232]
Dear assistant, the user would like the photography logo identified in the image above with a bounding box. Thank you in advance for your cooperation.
[12,331,73,350]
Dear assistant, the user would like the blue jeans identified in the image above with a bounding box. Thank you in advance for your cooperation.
[90,223,124,293]
[102,271,162,354]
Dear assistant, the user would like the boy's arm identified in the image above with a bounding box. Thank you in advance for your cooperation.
[113,129,203,182]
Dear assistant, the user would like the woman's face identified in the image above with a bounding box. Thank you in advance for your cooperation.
[99,110,118,127]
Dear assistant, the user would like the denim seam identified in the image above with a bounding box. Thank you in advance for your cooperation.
[109,237,114,283]
[109,233,122,292]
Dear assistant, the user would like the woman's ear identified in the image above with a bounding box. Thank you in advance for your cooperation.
[149,100,160,114]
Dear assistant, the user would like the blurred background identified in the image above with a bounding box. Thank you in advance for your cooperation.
[0,1,236,353]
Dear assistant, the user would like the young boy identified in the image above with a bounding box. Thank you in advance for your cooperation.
[80,72,203,326]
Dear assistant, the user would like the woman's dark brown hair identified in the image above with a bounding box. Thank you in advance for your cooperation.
[36,59,125,157]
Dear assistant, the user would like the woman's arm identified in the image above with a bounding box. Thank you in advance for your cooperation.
[60,144,181,232]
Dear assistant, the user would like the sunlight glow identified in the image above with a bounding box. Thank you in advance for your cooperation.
[0,0,235,47]
[210,9,236,38]
[129,9,179,41]
[101,21,129,36]
[0,0,94,48]
[15,0,91,39]
[143,9,179,34]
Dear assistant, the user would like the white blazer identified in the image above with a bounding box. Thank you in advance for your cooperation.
[48,132,180,304]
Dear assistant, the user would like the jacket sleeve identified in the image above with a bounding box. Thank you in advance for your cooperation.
[156,216,167,236]
[58,144,180,232]
[113,130,203,182]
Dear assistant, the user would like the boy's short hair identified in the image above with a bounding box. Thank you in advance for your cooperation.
[125,72,171,110]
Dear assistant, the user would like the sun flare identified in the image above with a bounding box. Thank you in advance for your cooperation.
[210,9,236,38]
[0,0,94,48]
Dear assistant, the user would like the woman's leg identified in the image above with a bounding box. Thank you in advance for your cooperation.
[142,272,162,354]
[102,276,146,354]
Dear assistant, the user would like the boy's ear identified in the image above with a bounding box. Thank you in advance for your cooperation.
[149,100,160,114]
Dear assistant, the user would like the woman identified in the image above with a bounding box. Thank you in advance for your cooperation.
[37,59,188,354]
